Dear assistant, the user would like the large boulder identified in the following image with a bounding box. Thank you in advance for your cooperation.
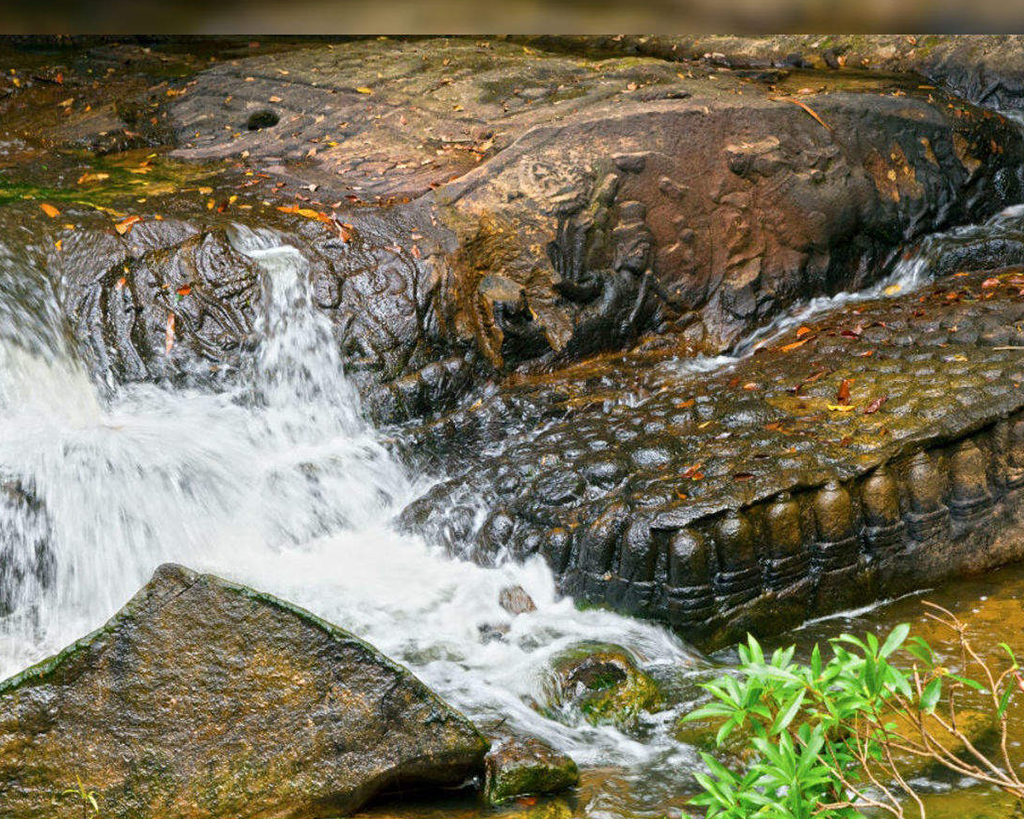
[0,564,489,819]
[160,38,1024,419]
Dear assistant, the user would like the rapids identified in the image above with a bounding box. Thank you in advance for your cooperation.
[4,207,1024,818]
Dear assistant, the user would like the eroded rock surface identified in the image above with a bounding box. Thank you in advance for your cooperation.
[160,38,1024,408]
[0,564,489,819]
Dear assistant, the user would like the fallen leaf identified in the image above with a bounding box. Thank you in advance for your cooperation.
[76,172,110,185]
[864,395,888,414]
[742,382,759,391]
[682,463,704,480]
[836,378,852,404]
[197,186,214,195]
[733,472,754,482]
[164,312,175,353]
[827,404,857,412]
[176,284,192,296]
[779,338,810,352]
[114,214,142,235]
[796,325,813,337]
[884,283,902,296]
[268,95,282,103]
[778,96,830,129]
[355,86,373,95]
[115,276,126,290]
[54,239,62,252]
[982,277,1001,288]
[40,203,60,218]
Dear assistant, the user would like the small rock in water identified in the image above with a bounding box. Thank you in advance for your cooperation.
[483,735,580,805]
[499,584,537,615]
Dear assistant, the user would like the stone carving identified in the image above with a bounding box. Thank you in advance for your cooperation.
[812,482,861,573]
[861,466,905,560]
[764,493,810,591]
[905,450,950,545]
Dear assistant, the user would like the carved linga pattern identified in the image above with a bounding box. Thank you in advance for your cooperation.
[553,413,1024,637]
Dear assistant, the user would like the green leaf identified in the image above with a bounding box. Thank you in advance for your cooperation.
[998,684,1014,719]
[920,678,942,712]
[772,689,806,735]
[880,623,910,658]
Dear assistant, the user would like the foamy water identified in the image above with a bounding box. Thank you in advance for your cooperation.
[0,226,700,777]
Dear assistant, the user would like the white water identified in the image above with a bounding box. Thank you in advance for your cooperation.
[0,227,700,775]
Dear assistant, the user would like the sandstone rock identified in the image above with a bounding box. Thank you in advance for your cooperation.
[483,736,579,805]
[160,39,1024,417]
[401,266,1024,649]
[0,564,489,819]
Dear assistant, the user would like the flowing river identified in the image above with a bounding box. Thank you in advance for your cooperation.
[4,206,1024,818]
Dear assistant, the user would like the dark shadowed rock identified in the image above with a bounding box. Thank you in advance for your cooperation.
[0,564,489,819]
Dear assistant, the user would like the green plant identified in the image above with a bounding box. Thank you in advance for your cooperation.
[53,775,100,818]
[684,602,1024,818]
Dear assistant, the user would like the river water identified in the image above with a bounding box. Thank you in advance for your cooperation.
[3,208,1024,818]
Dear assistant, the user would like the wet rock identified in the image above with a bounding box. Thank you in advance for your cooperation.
[159,39,1024,415]
[547,642,663,731]
[483,736,579,805]
[401,267,1024,649]
[499,585,537,615]
[0,564,489,819]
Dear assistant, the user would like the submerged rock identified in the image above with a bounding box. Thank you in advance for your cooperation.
[484,736,580,805]
[547,642,664,731]
[0,564,489,819]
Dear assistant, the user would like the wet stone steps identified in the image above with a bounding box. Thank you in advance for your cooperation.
[399,267,1024,648]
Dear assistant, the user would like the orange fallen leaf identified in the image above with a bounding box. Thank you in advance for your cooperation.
[176,284,192,296]
[796,325,813,337]
[779,337,810,352]
[54,239,62,252]
[742,382,759,391]
[682,463,704,480]
[77,171,110,185]
[40,203,60,218]
[836,378,852,404]
[114,215,142,235]
[115,276,127,290]
[982,277,1001,288]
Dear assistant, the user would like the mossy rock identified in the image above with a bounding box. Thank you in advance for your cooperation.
[546,642,664,731]
[0,564,489,819]
[483,737,580,805]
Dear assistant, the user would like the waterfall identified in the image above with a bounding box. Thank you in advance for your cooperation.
[0,227,699,777]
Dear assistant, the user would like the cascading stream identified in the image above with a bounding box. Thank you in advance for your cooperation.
[2,199,1023,808]
[0,226,702,788]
